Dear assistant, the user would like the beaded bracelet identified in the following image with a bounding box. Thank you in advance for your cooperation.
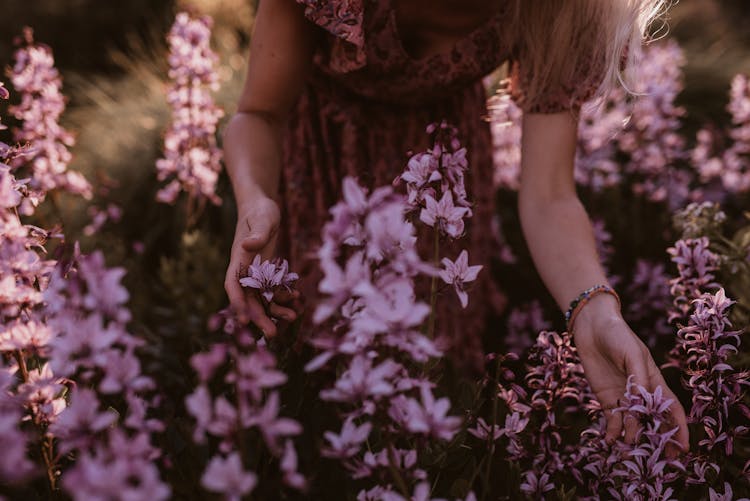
[564,284,621,334]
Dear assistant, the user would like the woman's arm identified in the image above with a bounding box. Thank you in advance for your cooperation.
[222,0,317,336]
[224,0,316,204]
[518,111,689,456]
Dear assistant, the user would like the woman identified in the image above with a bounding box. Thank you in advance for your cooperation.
[222,0,689,456]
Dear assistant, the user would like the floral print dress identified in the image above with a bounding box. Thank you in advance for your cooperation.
[276,0,598,369]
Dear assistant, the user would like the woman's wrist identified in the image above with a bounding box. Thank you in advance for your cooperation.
[570,292,623,334]
[235,182,277,214]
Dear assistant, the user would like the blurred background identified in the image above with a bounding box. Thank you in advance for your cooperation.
[0,0,748,201]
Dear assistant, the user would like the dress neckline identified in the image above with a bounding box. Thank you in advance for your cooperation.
[385,0,507,65]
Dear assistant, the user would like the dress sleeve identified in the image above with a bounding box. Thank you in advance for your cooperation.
[295,0,366,73]
[507,47,608,114]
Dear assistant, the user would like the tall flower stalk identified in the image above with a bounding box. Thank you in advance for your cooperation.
[673,289,750,489]
[7,28,91,215]
[185,309,306,499]
[156,12,224,222]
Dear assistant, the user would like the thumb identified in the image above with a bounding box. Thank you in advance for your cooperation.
[242,219,274,252]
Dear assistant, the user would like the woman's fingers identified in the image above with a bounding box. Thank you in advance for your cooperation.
[225,268,250,322]
[269,302,297,322]
[603,405,623,444]
[273,288,299,304]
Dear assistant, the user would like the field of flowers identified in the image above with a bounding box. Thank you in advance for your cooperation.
[1,5,750,501]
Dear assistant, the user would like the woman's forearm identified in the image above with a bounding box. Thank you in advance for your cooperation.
[518,192,620,318]
[223,111,283,209]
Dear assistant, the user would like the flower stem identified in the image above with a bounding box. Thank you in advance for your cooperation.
[481,358,502,501]
[386,442,410,497]
[427,228,440,339]
[14,351,58,492]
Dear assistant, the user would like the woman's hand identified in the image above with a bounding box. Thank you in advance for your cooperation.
[224,196,300,338]
[572,295,690,459]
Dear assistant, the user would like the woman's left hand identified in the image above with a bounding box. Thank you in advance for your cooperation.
[571,295,690,459]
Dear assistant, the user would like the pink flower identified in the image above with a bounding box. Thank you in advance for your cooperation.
[50,388,118,454]
[419,191,469,238]
[468,417,503,441]
[281,440,307,490]
[320,355,400,403]
[201,453,257,501]
[239,255,298,302]
[190,343,227,382]
[156,12,224,208]
[439,250,482,308]
[520,471,555,497]
[185,385,212,442]
[245,392,302,453]
[322,418,372,459]
[389,385,461,441]
[8,28,92,205]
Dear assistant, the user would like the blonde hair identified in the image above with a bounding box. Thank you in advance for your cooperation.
[509,0,672,110]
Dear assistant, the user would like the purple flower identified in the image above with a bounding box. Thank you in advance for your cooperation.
[239,255,298,302]
[201,453,257,501]
[245,392,302,453]
[50,388,118,454]
[320,355,400,403]
[156,12,224,208]
[419,191,469,238]
[190,343,227,382]
[7,28,92,207]
[666,237,720,325]
[520,471,555,497]
[439,250,482,308]
[322,418,372,459]
[281,440,307,490]
[389,385,461,441]
[468,417,503,441]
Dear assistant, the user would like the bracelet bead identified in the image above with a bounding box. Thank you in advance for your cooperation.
[564,284,621,334]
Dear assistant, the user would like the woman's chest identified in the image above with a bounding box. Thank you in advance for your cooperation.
[392,0,506,59]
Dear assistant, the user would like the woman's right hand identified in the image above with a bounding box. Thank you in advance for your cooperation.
[225,196,299,338]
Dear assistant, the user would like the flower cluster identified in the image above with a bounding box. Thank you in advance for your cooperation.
[487,91,522,191]
[674,289,750,485]
[185,310,306,499]
[156,12,224,212]
[6,28,91,213]
[396,121,473,236]
[575,375,685,500]
[309,175,467,499]
[1,71,168,494]
[575,87,629,192]
[43,249,170,500]
[395,123,482,314]
[0,81,57,486]
[618,41,691,208]
[666,236,721,325]
[693,74,750,195]
[471,331,593,497]
[490,42,694,208]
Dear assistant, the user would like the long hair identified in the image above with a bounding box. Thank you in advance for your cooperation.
[509,0,672,110]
